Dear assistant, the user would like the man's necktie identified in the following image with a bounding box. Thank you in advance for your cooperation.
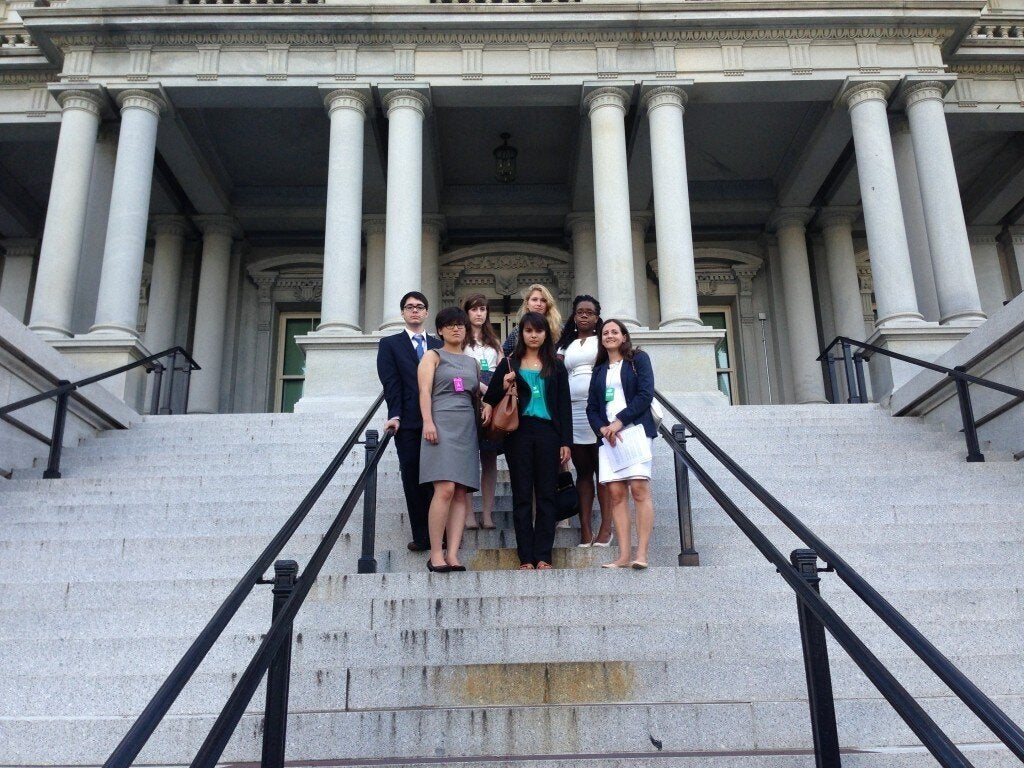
[414,334,425,360]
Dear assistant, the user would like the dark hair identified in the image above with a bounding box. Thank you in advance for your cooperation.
[434,306,470,343]
[462,294,502,354]
[558,294,602,348]
[513,311,557,377]
[399,291,428,311]
[594,318,638,367]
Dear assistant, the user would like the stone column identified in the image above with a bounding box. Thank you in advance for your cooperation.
[642,85,702,329]
[0,239,38,323]
[144,216,189,354]
[968,226,1008,317]
[1002,227,1024,298]
[818,207,867,342]
[29,89,104,338]
[422,216,444,313]
[320,89,369,335]
[88,89,166,336]
[567,213,598,300]
[903,81,986,325]
[890,115,940,322]
[189,216,236,414]
[363,216,386,331]
[585,87,638,327]
[630,212,651,327]
[770,208,826,404]
[381,89,429,330]
[842,82,924,327]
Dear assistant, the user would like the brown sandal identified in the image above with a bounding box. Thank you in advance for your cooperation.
[518,563,535,570]
[536,561,552,570]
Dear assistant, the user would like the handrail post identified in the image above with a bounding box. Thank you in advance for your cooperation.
[181,351,194,414]
[261,559,298,768]
[790,549,841,768]
[823,353,839,404]
[953,367,985,463]
[358,429,380,574]
[671,424,699,566]
[149,363,165,416]
[853,355,868,404]
[43,381,71,480]
[840,340,860,404]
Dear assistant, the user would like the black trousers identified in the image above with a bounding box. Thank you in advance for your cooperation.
[394,427,433,546]
[504,416,560,565]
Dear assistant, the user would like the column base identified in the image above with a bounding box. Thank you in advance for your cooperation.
[48,332,152,411]
[865,323,973,404]
[631,327,730,408]
[293,331,385,414]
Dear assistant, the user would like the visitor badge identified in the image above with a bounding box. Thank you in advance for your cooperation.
[453,377,465,392]
[480,359,489,372]
[605,387,614,402]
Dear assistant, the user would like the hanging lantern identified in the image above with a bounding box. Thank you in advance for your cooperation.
[493,132,517,183]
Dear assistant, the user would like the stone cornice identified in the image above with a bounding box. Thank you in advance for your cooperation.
[41,25,956,51]
[949,61,1024,75]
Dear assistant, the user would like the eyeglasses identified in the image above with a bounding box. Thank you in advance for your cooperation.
[403,304,427,312]
[575,309,597,317]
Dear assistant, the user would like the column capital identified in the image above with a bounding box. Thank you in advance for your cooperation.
[841,80,891,111]
[115,88,167,117]
[901,79,950,109]
[363,214,387,236]
[381,88,430,117]
[769,207,815,233]
[630,211,652,232]
[422,215,446,238]
[565,212,596,236]
[150,215,190,239]
[584,87,631,115]
[53,88,105,116]
[193,214,239,240]
[324,88,370,117]
[641,85,688,112]
[967,225,1003,245]
[816,206,861,231]
[0,238,37,258]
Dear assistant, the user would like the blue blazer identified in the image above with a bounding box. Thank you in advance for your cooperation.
[376,330,442,430]
[586,350,658,439]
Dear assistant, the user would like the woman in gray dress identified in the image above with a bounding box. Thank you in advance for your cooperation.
[419,307,492,573]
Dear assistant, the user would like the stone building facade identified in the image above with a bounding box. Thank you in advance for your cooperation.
[0,0,1021,413]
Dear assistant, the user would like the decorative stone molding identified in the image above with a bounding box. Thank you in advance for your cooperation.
[902,79,950,108]
[641,85,687,112]
[842,80,891,109]
[654,44,676,78]
[362,215,387,236]
[721,44,744,77]
[394,45,416,81]
[769,207,815,232]
[440,242,573,306]
[816,206,861,231]
[856,40,880,74]
[596,44,618,79]
[62,47,93,82]
[267,45,289,81]
[334,45,357,81]
[197,45,220,80]
[115,88,166,117]
[54,88,103,116]
[584,87,630,115]
[150,214,190,240]
[529,45,550,80]
[789,41,812,75]
[0,71,56,85]
[382,88,429,117]
[194,214,239,240]
[462,45,483,81]
[323,88,369,116]
[127,46,152,82]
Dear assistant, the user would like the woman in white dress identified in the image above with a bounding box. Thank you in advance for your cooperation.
[462,293,503,530]
[586,319,658,570]
[557,295,612,547]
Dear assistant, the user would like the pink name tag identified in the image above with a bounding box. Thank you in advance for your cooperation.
[453,377,465,392]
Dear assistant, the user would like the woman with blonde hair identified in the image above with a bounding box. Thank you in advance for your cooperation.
[501,284,562,356]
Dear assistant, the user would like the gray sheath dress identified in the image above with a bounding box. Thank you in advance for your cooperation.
[420,350,481,491]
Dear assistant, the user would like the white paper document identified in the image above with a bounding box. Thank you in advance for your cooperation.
[603,425,652,472]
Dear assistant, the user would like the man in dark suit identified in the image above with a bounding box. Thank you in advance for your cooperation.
[376,290,443,551]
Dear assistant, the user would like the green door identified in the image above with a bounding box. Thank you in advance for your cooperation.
[700,308,737,404]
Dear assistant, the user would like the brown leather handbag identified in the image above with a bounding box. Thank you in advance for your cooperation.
[485,378,519,441]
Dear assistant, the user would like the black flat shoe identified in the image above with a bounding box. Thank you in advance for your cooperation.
[448,565,467,572]
[427,560,451,573]
[408,541,430,552]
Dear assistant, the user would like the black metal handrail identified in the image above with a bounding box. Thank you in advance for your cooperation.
[103,392,385,768]
[653,389,1024,765]
[0,346,200,478]
[818,335,1024,462]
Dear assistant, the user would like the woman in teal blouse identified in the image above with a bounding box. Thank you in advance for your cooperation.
[484,312,571,569]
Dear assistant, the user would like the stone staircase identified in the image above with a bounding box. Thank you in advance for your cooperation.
[1,404,1022,767]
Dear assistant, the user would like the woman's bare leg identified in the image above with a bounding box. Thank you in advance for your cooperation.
[480,450,498,527]
[630,479,654,564]
[445,485,469,567]
[428,481,455,567]
[605,481,632,567]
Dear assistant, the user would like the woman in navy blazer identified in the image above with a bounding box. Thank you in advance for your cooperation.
[586,319,657,570]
